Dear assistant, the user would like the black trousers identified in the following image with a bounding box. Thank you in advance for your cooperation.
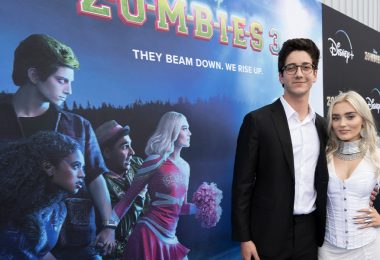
[260,212,317,260]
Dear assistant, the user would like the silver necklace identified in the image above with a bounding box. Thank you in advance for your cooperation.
[334,139,366,161]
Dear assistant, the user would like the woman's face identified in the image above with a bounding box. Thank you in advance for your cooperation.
[51,149,85,194]
[331,101,363,142]
[175,118,191,148]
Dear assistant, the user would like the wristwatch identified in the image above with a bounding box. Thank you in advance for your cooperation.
[102,220,118,229]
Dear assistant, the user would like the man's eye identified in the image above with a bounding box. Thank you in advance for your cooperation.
[56,77,67,84]
[286,65,296,70]
[302,65,312,70]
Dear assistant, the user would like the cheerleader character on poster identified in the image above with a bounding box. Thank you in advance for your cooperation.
[112,111,222,260]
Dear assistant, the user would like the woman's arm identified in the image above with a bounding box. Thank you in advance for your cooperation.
[113,174,151,220]
[180,193,197,215]
[113,155,163,221]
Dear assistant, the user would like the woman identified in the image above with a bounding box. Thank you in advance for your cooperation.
[112,111,197,260]
[0,131,85,259]
[319,91,380,259]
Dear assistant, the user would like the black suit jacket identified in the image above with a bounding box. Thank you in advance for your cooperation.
[231,99,328,257]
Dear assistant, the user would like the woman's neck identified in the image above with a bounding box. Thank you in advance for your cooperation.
[169,147,182,161]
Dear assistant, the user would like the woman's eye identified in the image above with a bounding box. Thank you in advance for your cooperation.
[71,163,81,170]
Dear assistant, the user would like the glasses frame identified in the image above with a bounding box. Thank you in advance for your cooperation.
[281,63,317,75]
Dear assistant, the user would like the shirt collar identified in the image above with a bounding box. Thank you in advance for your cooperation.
[280,96,316,123]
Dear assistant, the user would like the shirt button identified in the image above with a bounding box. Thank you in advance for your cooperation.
[343,186,346,189]
[344,197,347,200]
[344,208,347,211]
[345,219,347,222]
[345,231,348,233]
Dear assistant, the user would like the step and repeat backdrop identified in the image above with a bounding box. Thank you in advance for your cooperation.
[323,5,380,127]
[0,0,338,259]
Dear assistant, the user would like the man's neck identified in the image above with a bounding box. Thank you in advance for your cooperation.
[283,93,310,121]
[107,166,127,177]
[13,85,50,117]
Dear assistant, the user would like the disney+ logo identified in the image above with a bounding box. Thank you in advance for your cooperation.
[366,88,380,113]
[328,30,354,63]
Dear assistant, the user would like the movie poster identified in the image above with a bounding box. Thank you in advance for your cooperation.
[0,0,322,258]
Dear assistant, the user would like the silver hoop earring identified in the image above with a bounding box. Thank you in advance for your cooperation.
[360,128,367,138]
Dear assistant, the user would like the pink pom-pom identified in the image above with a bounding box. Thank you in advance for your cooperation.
[192,182,223,228]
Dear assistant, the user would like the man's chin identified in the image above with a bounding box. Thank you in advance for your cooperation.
[51,100,64,106]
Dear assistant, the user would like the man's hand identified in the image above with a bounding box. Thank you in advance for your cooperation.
[95,228,116,256]
[369,184,378,207]
[241,240,260,260]
[354,207,380,229]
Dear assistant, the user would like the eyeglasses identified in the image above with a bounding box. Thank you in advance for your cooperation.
[281,63,316,75]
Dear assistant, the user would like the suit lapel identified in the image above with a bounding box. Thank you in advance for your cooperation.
[314,115,326,145]
[314,115,329,183]
[270,99,295,180]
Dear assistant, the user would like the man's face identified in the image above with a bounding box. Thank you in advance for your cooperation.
[36,66,74,106]
[105,135,135,173]
[279,50,317,99]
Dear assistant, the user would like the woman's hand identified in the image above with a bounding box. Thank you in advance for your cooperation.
[95,228,116,255]
[354,207,380,229]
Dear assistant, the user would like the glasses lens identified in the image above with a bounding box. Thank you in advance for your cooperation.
[285,65,297,74]
[284,64,313,75]
[301,64,313,74]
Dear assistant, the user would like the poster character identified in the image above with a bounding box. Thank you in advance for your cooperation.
[95,120,148,259]
[112,111,197,260]
[0,34,115,258]
[0,131,84,259]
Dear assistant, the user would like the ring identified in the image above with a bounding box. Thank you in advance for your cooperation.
[367,214,371,218]
[365,219,372,224]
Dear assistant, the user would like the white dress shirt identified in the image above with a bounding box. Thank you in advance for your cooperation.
[280,96,320,215]
[324,154,378,249]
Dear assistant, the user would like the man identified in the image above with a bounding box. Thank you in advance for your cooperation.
[0,34,115,259]
[95,120,148,259]
[232,38,328,260]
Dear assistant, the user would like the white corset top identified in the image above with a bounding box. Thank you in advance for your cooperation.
[324,155,378,249]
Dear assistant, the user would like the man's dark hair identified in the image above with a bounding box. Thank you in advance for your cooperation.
[12,34,80,86]
[278,38,320,74]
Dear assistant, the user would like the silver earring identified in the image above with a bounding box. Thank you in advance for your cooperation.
[360,128,366,138]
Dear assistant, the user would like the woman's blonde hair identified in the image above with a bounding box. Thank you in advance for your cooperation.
[326,91,380,175]
[145,111,186,157]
